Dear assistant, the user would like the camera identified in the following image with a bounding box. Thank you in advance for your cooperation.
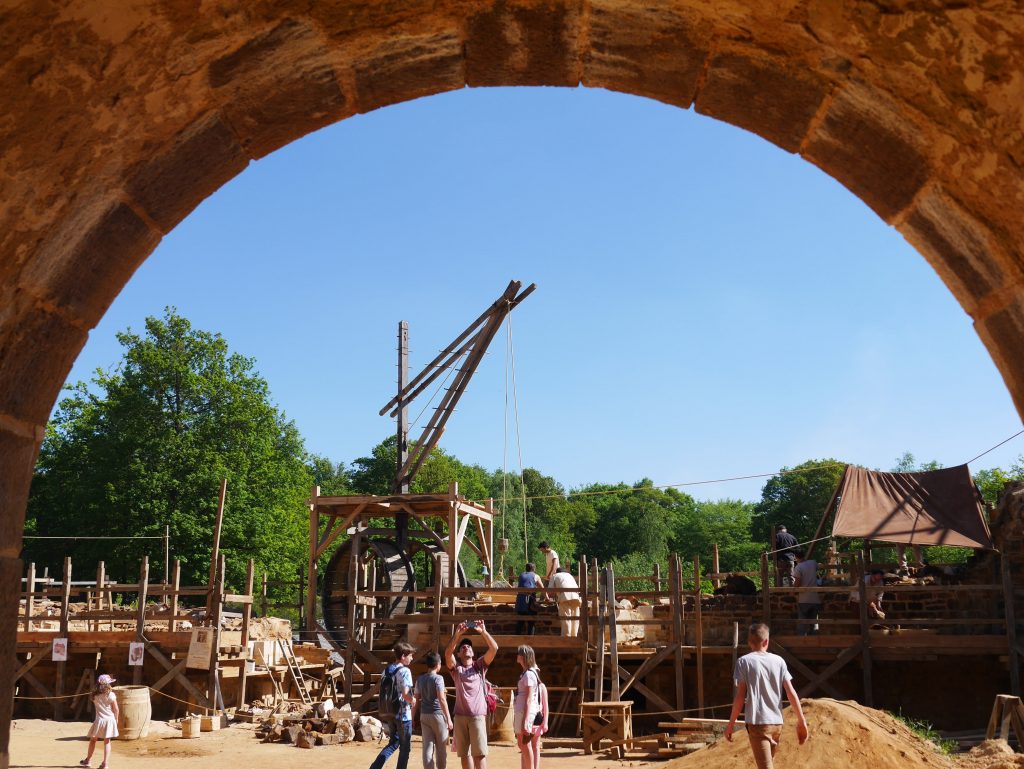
[466,620,479,630]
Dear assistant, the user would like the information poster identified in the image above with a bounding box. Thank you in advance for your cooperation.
[51,638,68,662]
[186,627,212,669]
[128,641,145,666]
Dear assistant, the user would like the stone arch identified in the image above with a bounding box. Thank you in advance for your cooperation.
[2,2,1024,760]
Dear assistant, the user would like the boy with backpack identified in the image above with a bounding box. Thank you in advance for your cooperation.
[370,642,416,769]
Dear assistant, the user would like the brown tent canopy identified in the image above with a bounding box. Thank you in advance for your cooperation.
[830,464,993,549]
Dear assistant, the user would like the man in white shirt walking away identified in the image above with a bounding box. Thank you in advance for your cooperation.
[725,623,808,769]
[539,542,559,583]
[548,567,581,637]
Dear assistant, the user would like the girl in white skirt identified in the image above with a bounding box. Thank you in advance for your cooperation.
[81,673,119,768]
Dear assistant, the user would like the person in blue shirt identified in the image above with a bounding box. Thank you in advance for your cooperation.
[370,642,416,769]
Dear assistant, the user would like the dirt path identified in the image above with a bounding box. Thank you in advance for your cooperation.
[9,719,650,769]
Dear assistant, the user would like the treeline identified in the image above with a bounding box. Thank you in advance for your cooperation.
[25,309,1024,600]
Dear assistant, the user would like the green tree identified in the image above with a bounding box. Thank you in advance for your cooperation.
[26,308,312,594]
[752,459,848,546]
[308,455,350,496]
[349,436,490,499]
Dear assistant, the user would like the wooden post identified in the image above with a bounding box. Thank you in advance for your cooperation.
[23,562,35,632]
[238,558,255,708]
[856,552,874,707]
[164,524,170,599]
[344,531,360,704]
[760,553,771,624]
[206,478,228,617]
[607,566,620,702]
[731,621,740,698]
[431,554,443,650]
[306,485,320,634]
[694,555,704,716]
[93,561,105,633]
[54,556,72,720]
[671,554,684,714]
[595,567,606,702]
[261,573,269,618]
[578,556,589,736]
[1002,553,1020,696]
[770,525,779,586]
[712,544,721,589]
[653,562,661,592]
[207,554,225,712]
[133,556,150,686]
[447,483,459,597]
[169,559,181,632]
[297,564,306,632]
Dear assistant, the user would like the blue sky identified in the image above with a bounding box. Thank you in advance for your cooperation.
[64,86,1023,502]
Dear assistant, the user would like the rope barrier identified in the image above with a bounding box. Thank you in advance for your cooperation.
[475,426,1024,507]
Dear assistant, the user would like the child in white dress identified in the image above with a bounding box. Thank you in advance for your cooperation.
[81,673,119,768]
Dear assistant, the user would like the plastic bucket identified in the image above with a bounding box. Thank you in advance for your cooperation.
[181,716,202,738]
[114,685,152,740]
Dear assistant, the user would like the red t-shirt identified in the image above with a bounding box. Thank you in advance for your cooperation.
[453,658,489,717]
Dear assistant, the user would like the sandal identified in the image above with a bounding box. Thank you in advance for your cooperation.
[79,761,90,767]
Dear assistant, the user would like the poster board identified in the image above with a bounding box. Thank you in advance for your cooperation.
[186,627,213,670]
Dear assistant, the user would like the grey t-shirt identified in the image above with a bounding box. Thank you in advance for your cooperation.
[793,559,821,604]
[416,671,445,715]
[733,651,792,725]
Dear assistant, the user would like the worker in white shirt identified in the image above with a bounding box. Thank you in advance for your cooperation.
[547,567,581,637]
[539,542,559,583]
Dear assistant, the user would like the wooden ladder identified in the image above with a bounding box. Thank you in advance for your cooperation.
[277,639,313,706]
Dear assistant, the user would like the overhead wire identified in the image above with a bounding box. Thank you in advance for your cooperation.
[468,427,1024,506]
[507,304,529,563]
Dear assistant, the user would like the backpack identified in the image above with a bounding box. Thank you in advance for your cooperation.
[379,663,404,720]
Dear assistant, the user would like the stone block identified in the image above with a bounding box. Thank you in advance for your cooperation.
[899,186,1008,308]
[583,1,708,108]
[209,19,349,158]
[466,0,582,87]
[295,730,318,749]
[24,199,160,328]
[125,113,249,232]
[0,428,37,558]
[353,28,464,113]
[976,296,1024,417]
[695,48,831,153]
[307,1,435,38]
[282,724,304,743]
[802,84,931,221]
[0,289,88,425]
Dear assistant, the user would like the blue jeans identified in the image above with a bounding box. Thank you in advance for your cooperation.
[370,719,412,769]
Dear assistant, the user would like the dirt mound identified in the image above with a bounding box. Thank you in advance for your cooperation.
[665,699,953,769]
[957,739,1024,769]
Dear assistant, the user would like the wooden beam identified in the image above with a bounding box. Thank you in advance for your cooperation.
[207,478,228,617]
[770,639,845,700]
[14,647,52,681]
[1003,553,1021,696]
[169,559,181,632]
[618,644,676,698]
[316,502,369,559]
[595,563,606,702]
[133,556,149,686]
[615,667,676,716]
[23,561,35,632]
[797,642,862,698]
[607,566,620,702]
[760,554,771,624]
[857,552,874,707]
[307,484,319,634]
[145,641,210,708]
[55,556,72,720]
[238,558,254,708]
[671,555,685,714]
[694,555,704,717]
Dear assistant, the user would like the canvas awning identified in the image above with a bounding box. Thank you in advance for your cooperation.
[831,464,993,549]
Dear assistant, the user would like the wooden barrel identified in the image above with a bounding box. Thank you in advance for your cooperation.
[488,686,516,742]
[114,685,151,740]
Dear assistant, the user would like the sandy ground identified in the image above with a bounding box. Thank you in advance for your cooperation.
[9,719,652,769]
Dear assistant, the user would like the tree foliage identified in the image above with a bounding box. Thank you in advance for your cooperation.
[26,309,311,593]
[752,458,847,546]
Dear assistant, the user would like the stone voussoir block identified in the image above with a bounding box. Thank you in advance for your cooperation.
[695,46,833,154]
[466,0,583,87]
[23,199,161,328]
[802,83,931,221]
[352,28,465,114]
[209,19,350,159]
[899,185,1010,309]
[0,427,39,558]
[0,289,88,426]
[583,0,708,109]
[125,113,250,233]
